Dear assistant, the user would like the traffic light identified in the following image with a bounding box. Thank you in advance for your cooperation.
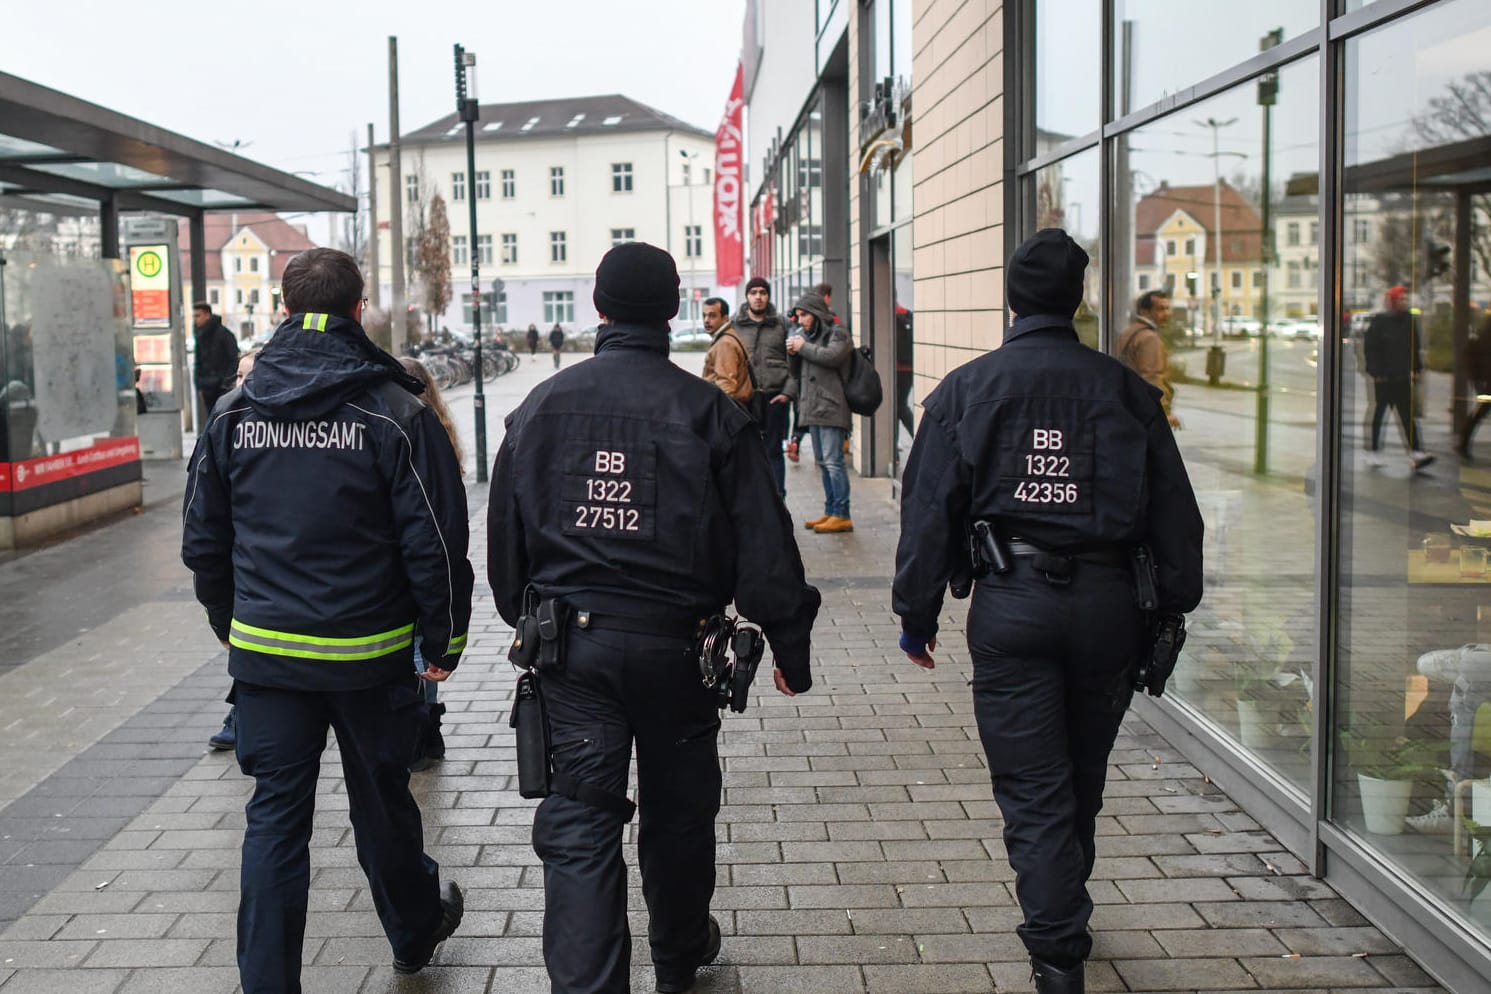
[1427,240,1452,279]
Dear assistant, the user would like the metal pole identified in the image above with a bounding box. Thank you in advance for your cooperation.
[686,152,697,328]
[1211,127,1223,346]
[388,37,406,353]
[367,123,380,310]
[456,45,488,482]
[1254,82,1274,474]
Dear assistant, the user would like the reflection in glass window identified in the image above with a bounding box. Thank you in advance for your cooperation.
[1115,57,1321,792]
[1112,0,1315,115]
[1034,149,1100,349]
[1336,0,1491,940]
[1037,0,1099,139]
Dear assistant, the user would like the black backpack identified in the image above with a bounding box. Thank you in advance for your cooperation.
[839,342,884,416]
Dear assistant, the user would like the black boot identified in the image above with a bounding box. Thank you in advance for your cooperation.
[1031,956,1084,994]
[410,703,446,773]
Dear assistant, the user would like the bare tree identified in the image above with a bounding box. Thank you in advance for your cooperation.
[417,193,453,332]
[339,130,368,273]
[1411,70,1491,282]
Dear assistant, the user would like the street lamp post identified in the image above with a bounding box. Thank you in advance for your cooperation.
[455,44,488,483]
[680,149,699,329]
[1254,28,1283,476]
[1198,115,1237,385]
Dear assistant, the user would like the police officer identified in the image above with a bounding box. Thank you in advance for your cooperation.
[183,248,472,994]
[489,242,820,994]
[892,230,1203,994]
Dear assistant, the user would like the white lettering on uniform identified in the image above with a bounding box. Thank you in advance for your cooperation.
[1032,428,1064,451]
[594,450,626,474]
[233,420,367,451]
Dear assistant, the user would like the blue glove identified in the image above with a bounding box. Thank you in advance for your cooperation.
[899,632,929,657]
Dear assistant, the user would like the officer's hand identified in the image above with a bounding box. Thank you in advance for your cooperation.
[772,667,797,696]
[770,394,790,405]
[220,640,230,650]
[1167,413,1182,429]
[420,665,453,683]
[900,632,937,669]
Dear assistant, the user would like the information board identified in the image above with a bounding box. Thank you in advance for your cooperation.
[129,245,171,329]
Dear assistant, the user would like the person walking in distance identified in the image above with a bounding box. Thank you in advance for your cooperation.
[192,301,240,420]
[1116,290,1180,429]
[1364,285,1434,472]
[549,322,566,369]
[732,278,794,497]
[527,323,541,358]
[893,230,1204,994]
[787,292,854,534]
[489,243,820,994]
[182,249,471,993]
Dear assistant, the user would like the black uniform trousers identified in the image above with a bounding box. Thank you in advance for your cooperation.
[233,675,442,994]
[1370,377,1421,452]
[967,558,1142,968]
[535,626,722,994]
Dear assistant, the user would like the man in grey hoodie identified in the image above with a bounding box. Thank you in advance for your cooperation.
[733,277,795,497]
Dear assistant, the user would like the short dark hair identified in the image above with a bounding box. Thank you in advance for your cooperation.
[1137,289,1169,314]
[192,301,212,313]
[702,297,728,318]
[812,282,833,298]
[280,248,365,316]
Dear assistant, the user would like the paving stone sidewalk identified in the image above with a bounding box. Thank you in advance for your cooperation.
[0,464,1452,992]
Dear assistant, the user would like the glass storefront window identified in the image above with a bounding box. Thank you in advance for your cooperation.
[892,224,914,474]
[1336,0,1491,938]
[1033,149,1101,349]
[1115,57,1321,792]
[1037,0,1099,139]
[1112,0,1316,116]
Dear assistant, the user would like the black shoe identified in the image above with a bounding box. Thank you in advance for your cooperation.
[655,915,721,993]
[208,707,237,751]
[393,880,463,974]
[1031,956,1084,994]
[425,703,447,759]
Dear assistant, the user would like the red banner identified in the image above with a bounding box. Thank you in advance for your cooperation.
[713,63,746,288]
[2,437,141,493]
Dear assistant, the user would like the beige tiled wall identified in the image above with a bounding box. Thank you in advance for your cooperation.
[910,0,1006,401]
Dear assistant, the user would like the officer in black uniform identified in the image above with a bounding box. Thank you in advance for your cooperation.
[183,248,472,994]
[489,242,820,994]
[892,229,1203,994]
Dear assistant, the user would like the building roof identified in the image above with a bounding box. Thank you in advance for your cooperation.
[398,94,711,146]
[0,71,353,215]
[175,212,319,281]
[1135,180,1263,267]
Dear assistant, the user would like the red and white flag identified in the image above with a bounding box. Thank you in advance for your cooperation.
[713,63,746,287]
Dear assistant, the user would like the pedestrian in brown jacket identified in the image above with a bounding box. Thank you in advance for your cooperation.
[1117,289,1180,428]
[701,297,754,406]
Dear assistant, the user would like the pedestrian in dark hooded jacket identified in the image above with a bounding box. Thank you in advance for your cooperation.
[192,302,239,418]
[787,292,853,533]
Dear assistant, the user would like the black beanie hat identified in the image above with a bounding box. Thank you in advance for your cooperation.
[593,242,680,323]
[1007,228,1088,318]
[745,276,771,295]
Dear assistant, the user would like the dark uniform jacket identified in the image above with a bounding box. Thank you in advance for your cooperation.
[182,311,474,692]
[193,315,240,393]
[488,322,821,691]
[892,314,1204,641]
[733,304,794,396]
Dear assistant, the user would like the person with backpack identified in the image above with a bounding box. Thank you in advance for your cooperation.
[786,291,853,533]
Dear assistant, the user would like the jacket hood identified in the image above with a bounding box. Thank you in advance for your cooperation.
[244,312,424,420]
[791,293,834,331]
[594,321,670,357]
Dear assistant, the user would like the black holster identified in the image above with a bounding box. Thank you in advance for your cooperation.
[509,590,568,675]
[697,615,765,713]
[510,671,550,798]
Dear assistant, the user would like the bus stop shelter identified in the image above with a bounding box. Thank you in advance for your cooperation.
[0,71,354,548]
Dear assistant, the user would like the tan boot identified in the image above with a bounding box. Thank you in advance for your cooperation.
[814,516,854,533]
[804,515,830,530]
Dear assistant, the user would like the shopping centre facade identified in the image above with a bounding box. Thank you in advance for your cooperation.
[742,0,1491,987]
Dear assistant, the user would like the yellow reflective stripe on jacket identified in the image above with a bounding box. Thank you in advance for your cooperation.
[301,313,330,332]
[228,619,415,661]
[447,632,468,655]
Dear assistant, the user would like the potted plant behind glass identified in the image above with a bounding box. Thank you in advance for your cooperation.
[1340,731,1440,835]
[1462,820,1491,899]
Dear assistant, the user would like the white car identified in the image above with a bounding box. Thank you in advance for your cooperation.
[669,326,713,348]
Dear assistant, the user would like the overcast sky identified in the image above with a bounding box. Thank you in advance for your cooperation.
[1,0,745,241]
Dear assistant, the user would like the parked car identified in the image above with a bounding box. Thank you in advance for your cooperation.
[571,325,601,350]
[669,325,713,350]
[1222,316,1262,338]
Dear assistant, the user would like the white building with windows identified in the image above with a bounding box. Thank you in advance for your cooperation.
[372,94,718,334]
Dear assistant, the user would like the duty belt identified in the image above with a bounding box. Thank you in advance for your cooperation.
[570,608,710,639]
[1007,539,1128,568]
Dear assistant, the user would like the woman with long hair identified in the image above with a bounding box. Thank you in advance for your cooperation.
[399,356,465,771]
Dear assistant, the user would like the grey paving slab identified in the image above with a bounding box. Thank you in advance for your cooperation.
[0,364,1458,994]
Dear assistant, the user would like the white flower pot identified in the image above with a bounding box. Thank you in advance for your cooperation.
[1358,773,1415,835]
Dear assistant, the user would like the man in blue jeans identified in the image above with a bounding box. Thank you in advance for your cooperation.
[787,292,854,533]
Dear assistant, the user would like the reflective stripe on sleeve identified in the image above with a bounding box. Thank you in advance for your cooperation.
[446,632,468,655]
[228,619,415,661]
